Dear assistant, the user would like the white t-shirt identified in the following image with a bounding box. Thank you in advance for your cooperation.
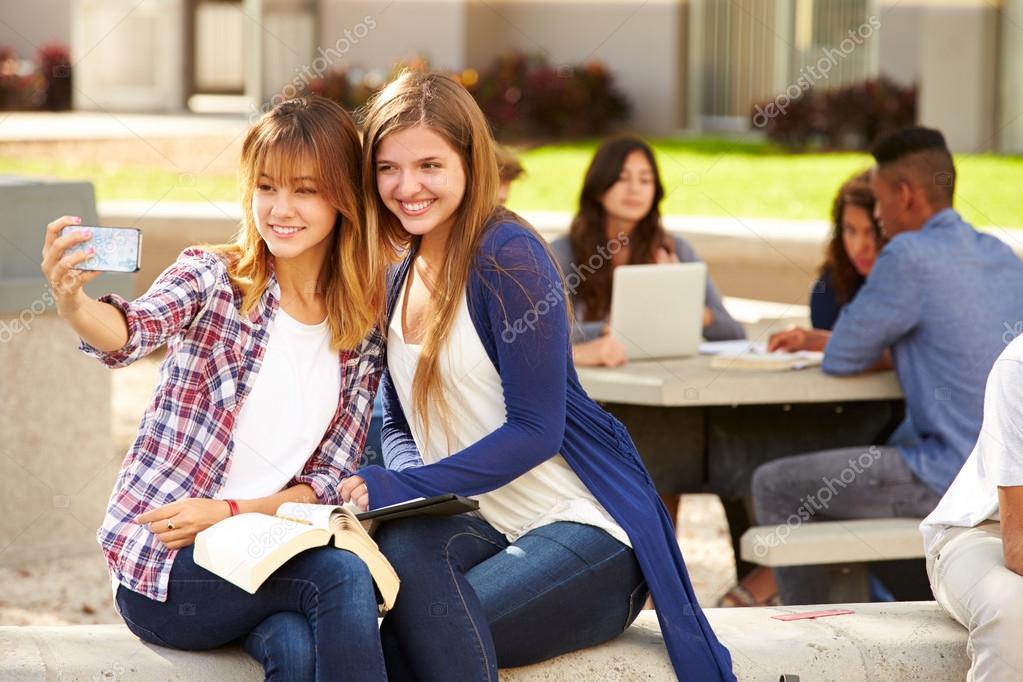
[219,307,340,499]
[387,282,631,548]
[920,334,1023,556]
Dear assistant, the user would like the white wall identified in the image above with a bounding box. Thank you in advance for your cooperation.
[0,0,72,57]
[318,0,468,74]
[466,0,685,135]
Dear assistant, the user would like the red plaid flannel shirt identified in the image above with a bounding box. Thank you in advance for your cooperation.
[82,248,383,601]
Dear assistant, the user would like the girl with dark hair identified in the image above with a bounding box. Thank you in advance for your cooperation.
[340,71,736,681]
[770,170,885,352]
[722,171,887,608]
[810,170,885,330]
[550,135,744,367]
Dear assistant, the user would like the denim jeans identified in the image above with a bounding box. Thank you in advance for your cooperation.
[374,516,647,682]
[752,445,942,605]
[115,545,386,682]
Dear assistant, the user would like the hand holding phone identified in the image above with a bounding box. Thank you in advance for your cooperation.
[58,225,141,273]
[40,216,135,351]
[41,216,98,313]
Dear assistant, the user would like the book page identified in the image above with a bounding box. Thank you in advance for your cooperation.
[275,502,340,530]
[194,512,328,593]
[328,511,400,611]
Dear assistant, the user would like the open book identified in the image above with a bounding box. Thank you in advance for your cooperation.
[701,340,823,371]
[193,495,478,612]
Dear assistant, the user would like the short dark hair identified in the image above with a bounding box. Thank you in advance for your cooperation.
[870,126,955,204]
[495,145,524,183]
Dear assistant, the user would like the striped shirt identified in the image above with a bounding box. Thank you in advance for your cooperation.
[81,248,383,602]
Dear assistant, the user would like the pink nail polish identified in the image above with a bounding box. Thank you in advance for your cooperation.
[73,216,82,224]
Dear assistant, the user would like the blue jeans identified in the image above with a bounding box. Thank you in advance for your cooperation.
[115,545,386,682]
[375,516,647,681]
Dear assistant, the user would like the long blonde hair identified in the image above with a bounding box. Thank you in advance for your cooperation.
[361,71,503,447]
[211,96,383,349]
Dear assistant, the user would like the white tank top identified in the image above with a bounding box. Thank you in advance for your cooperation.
[387,279,630,547]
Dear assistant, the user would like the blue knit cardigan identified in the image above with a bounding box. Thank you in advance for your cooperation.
[357,219,735,680]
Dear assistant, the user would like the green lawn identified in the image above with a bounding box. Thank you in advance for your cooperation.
[509,137,1023,228]
[0,156,241,205]
[4,137,1021,227]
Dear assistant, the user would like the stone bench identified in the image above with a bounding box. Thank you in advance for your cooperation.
[1,602,968,681]
[740,518,926,603]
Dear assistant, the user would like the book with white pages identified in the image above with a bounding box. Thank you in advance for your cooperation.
[193,494,478,611]
[700,340,823,371]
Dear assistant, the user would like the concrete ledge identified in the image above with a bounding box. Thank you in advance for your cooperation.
[0,603,969,681]
[740,519,926,567]
[713,601,968,681]
[97,202,1023,305]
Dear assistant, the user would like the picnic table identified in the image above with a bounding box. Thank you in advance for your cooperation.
[576,354,905,577]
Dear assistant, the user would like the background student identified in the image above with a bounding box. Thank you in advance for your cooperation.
[754,126,1023,605]
[496,144,524,205]
[39,97,387,681]
[550,135,745,369]
[717,170,889,607]
[922,334,1023,681]
[548,135,745,532]
[810,170,885,330]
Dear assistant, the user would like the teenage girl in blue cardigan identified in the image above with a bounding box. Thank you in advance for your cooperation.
[340,71,735,681]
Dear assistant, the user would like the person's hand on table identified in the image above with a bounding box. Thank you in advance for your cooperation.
[340,475,370,511]
[703,306,714,328]
[654,247,679,265]
[768,326,830,353]
[572,334,628,367]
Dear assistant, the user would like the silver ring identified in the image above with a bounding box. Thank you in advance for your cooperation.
[167,520,175,530]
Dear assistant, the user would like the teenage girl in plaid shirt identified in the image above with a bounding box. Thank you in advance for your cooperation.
[39,97,387,681]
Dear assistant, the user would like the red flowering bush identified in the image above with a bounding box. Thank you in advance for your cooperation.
[752,77,916,150]
[300,52,630,141]
[0,44,72,111]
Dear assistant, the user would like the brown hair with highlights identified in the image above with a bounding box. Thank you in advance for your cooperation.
[210,96,383,349]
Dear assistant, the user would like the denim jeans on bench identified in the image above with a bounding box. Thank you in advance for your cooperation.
[374,516,648,682]
[752,445,942,605]
[115,545,386,682]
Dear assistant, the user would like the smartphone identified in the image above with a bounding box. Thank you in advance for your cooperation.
[60,226,142,273]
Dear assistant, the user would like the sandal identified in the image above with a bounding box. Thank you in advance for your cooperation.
[716,584,757,607]
[716,584,781,608]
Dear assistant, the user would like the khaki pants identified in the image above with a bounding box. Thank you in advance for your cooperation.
[928,523,1023,681]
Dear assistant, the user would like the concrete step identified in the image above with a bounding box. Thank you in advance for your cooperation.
[0,602,968,681]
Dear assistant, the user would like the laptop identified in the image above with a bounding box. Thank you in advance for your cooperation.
[608,262,707,360]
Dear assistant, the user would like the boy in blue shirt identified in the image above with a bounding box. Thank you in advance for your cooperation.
[755,126,1023,605]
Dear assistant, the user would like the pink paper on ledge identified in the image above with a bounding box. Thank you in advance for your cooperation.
[771,609,855,621]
